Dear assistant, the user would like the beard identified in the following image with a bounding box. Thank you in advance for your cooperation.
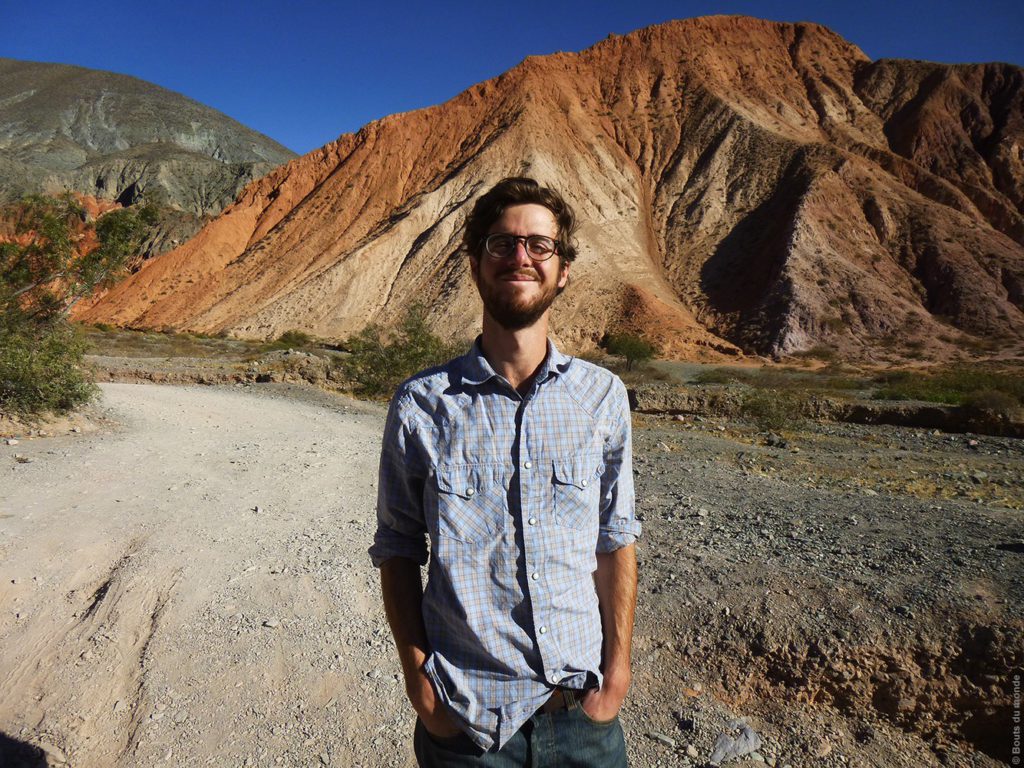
[476,267,561,331]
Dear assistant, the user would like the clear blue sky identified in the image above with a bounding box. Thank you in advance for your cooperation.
[4,0,1022,155]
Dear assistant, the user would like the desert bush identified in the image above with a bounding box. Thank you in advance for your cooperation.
[693,367,744,385]
[0,321,96,414]
[791,344,837,362]
[341,304,463,397]
[693,367,770,386]
[962,388,1021,419]
[739,388,806,432]
[602,333,656,371]
[1,195,150,415]
[270,329,314,349]
[873,366,1024,406]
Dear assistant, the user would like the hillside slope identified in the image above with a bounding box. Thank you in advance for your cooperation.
[0,58,296,254]
[77,16,1024,363]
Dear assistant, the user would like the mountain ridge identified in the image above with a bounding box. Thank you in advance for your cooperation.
[76,16,1024,364]
[0,57,297,254]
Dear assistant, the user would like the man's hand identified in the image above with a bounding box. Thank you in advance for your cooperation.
[407,668,461,738]
[580,668,630,722]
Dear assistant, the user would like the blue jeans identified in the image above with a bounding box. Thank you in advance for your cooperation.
[413,701,628,767]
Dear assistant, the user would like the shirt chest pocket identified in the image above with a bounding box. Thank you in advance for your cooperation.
[433,464,507,544]
[551,455,603,531]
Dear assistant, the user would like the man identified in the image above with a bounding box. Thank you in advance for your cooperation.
[369,177,640,766]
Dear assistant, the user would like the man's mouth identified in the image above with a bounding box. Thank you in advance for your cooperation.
[500,271,539,282]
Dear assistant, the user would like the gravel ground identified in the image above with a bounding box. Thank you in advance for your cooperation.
[0,382,1020,767]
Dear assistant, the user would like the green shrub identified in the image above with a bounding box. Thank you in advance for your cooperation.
[272,329,314,349]
[873,367,1024,406]
[603,333,656,371]
[740,388,806,432]
[693,367,742,385]
[341,304,462,397]
[792,345,837,362]
[962,388,1021,419]
[0,322,96,414]
[1,195,150,416]
[694,367,763,385]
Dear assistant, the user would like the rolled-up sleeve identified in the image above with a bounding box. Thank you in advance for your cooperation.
[368,391,429,567]
[597,378,641,553]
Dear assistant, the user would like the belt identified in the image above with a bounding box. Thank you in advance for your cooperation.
[537,686,582,715]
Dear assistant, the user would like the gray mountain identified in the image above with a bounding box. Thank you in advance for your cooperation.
[0,57,296,253]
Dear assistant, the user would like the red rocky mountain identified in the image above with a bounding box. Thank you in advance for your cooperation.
[77,16,1024,364]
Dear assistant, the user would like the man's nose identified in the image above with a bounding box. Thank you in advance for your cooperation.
[511,239,533,265]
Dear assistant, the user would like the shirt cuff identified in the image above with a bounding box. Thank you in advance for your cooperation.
[596,529,639,554]
[368,532,429,568]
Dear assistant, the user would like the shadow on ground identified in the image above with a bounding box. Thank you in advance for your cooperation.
[0,732,48,767]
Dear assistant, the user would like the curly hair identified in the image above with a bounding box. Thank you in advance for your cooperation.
[462,177,578,264]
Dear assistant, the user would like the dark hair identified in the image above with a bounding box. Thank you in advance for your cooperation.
[462,177,578,263]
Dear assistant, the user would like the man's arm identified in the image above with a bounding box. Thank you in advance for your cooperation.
[584,376,640,721]
[582,543,638,721]
[371,393,459,737]
[380,557,460,737]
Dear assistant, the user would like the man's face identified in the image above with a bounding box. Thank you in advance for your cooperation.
[470,204,570,331]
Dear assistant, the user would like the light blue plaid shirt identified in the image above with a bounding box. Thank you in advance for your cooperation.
[369,338,640,751]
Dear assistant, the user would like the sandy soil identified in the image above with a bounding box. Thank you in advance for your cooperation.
[1,382,1020,768]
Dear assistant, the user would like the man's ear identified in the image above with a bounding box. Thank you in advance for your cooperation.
[469,253,480,283]
[557,259,570,290]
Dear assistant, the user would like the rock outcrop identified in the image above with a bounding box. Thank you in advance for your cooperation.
[77,16,1024,363]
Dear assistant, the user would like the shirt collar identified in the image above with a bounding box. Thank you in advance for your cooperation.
[460,335,573,387]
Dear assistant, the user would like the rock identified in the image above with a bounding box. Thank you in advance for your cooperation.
[686,744,699,758]
[35,740,67,763]
[5,438,19,445]
[648,732,676,748]
[262,618,281,628]
[812,738,832,758]
[710,724,762,765]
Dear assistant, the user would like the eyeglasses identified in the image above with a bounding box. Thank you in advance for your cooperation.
[483,233,558,261]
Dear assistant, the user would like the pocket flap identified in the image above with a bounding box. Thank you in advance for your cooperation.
[435,464,492,499]
[552,455,603,490]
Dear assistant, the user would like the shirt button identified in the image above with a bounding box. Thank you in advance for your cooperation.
[466,488,475,496]
[524,460,532,469]
[531,572,539,580]
[528,517,537,526]
[539,626,547,634]
[581,479,588,487]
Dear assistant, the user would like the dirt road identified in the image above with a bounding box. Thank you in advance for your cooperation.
[0,383,412,767]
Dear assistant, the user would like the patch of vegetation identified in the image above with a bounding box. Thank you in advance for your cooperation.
[791,344,837,362]
[602,333,657,371]
[340,304,463,398]
[694,365,865,393]
[0,320,96,414]
[1,195,152,415]
[872,366,1024,408]
[268,329,314,350]
[739,388,807,432]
